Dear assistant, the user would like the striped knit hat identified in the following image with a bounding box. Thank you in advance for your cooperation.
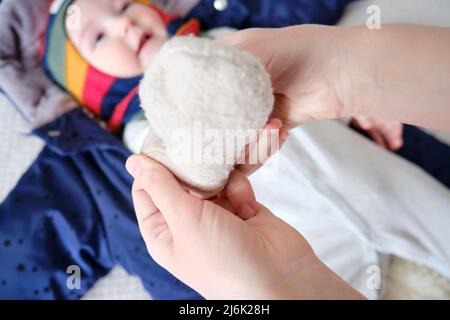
[42,0,200,132]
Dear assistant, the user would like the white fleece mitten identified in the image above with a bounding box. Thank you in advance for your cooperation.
[139,37,274,196]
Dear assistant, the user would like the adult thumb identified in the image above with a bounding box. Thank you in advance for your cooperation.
[126,154,200,230]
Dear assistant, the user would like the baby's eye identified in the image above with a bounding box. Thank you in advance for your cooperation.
[120,2,132,13]
[94,33,105,47]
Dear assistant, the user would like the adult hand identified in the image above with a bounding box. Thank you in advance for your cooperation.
[222,26,352,129]
[223,25,450,131]
[126,155,364,300]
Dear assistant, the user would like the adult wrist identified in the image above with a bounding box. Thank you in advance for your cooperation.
[280,252,365,300]
[297,25,370,121]
[332,26,381,119]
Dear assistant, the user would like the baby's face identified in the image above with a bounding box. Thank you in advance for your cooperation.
[66,0,168,77]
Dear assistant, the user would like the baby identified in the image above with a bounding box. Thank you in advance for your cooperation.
[42,0,403,153]
[43,0,195,133]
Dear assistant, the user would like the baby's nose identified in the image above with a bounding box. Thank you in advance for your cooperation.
[116,16,139,37]
[126,25,144,50]
[115,17,142,48]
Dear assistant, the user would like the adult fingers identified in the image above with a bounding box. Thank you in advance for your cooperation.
[132,186,173,263]
[126,154,200,230]
[224,170,257,220]
[236,118,288,176]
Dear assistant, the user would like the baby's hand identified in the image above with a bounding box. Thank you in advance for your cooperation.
[351,116,404,151]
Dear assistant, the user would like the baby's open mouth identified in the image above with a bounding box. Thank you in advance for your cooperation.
[137,33,152,55]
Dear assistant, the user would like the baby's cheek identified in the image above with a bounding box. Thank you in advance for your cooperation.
[93,44,142,77]
[140,39,167,70]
